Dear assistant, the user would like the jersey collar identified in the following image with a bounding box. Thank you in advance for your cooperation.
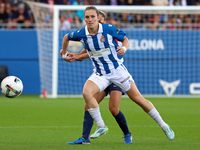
[85,23,103,35]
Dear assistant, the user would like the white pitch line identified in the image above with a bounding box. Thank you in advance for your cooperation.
[0,125,199,129]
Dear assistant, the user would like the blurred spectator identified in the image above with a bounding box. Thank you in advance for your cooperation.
[104,0,123,5]
[118,13,129,28]
[0,2,10,23]
[186,0,197,5]
[60,0,71,5]
[59,14,71,30]
[110,0,117,5]
[54,0,70,4]
[48,0,54,5]
[37,0,48,3]
[124,0,136,5]
[169,0,187,6]
[7,3,31,29]
[83,0,89,5]
[107,12,118,22]
[72,15,83,29]
[133,14,147,28]
[150,14,167,30]
[196,0,200,5]
[151,0,168,31]
[55,0,63,4]
[131,0,151,5]
[104,0,150,5]
[176,15,184,30]
[118,0,126,5]
[177,14,185,24]
[60,10,76,23]
[69,0,76,4]
[108,17,117,26]
[21,19,34,29]
[150,14,159,30]
[6,19,16,29]
[6,0,22,12]
[2,0,200,31]
[127,13,134,23]
[87,0,104,5]
[134,14,145,23]
[72,0,85,21]
[193,14,200,29]
[121,13,128,23]
[167,15,177,30]
[185,15,193,30]
[11,3,30,23]
[152,0,168,6]
[104,0,110,5]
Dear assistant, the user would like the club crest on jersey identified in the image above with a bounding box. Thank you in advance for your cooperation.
[100,36,106,43]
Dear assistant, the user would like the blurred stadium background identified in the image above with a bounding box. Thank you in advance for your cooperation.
[0,0,200,97]
[1,1,200,149]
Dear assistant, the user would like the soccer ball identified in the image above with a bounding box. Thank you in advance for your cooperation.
[1,76,23,98]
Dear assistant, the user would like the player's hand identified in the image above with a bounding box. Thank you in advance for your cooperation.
[60,49,75,62]
[117,46,126,56]
[60,49,67,57]
[63,53,75,62]
[60,49,64,57]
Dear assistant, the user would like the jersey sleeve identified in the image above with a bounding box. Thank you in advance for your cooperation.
[67,30,82,41]
[110,25,126,42]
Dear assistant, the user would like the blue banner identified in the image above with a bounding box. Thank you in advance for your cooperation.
[123,30,200,95]
[58,30,200,95]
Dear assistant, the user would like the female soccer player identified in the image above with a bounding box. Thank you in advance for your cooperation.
[62,11,132,144]
[61,6,175,143]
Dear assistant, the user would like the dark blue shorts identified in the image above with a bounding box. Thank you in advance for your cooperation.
[104,83,125,96]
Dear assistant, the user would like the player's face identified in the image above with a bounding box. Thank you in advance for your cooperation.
[99,14,106,24]
[84,9,100,29]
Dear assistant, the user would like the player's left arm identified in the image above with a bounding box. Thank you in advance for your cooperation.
[110,25,129,56]
[117,36,129,56]
[60,48,89,62]
[73,48,90,61]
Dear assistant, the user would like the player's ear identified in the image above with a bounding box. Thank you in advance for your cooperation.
[97,15,100,22]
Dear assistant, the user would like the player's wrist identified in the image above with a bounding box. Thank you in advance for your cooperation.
[122,46,127,52]
[62,52,68,58]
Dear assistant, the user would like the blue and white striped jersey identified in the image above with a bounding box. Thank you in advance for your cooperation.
[67,23,126,75]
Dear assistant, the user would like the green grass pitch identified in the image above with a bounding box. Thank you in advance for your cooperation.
[0,95,200,150]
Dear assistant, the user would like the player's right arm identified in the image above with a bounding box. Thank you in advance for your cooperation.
[61,30,81,59]
[60,34,76,62]
[62,34,69,56]
[61,29,89,61]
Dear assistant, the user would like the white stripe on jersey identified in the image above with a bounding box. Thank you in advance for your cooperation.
[85,34,99,74]
[96,33,111,74]
[102,34,120,72]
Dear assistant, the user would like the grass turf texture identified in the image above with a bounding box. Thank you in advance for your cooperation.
[0,95,199,150]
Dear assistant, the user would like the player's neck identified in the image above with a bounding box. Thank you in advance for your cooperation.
[88,24,99,35]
